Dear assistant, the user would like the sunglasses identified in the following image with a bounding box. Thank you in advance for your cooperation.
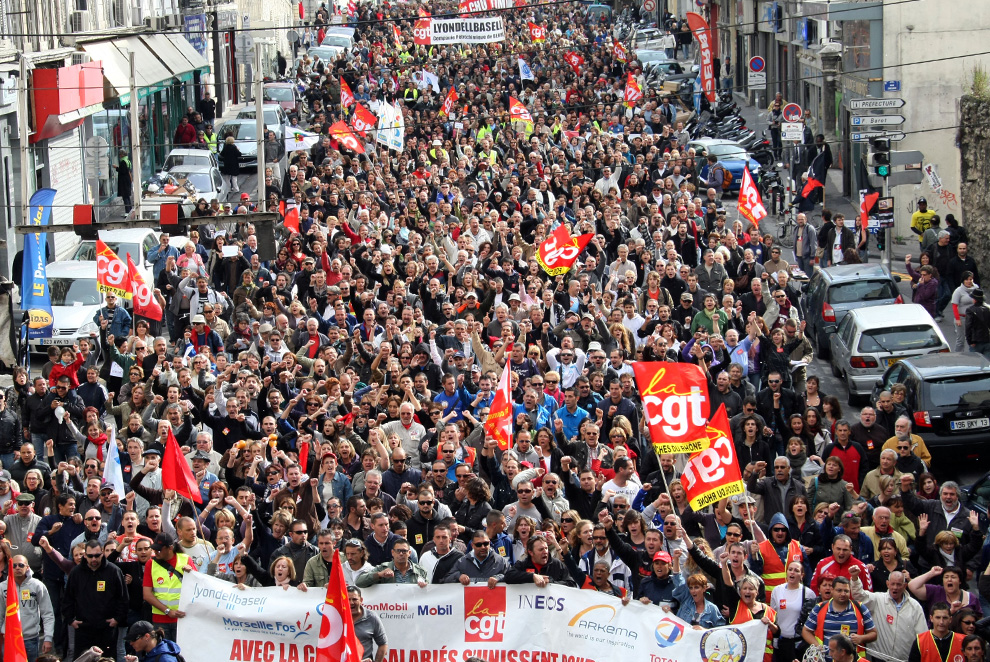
[85,553,103,558]
[473,541,491,548]
[292,530,308,535]
[561,517,575,524]
[85,516,101,521]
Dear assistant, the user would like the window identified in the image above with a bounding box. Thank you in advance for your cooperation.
[857,325,943,353]
[49,278,100,306]
[827,280,898,304]
[883,364,905,389]
[925,374,990,408]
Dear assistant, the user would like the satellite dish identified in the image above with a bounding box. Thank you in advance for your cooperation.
[287,30,300,44]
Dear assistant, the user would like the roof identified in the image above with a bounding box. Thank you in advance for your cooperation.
[47,260,98,278]
[819,263,894,283]
[264,82,295,88]
[902,353,990,377]
[844,303,933,326]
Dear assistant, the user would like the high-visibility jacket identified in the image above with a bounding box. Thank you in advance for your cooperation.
[148,553,190,616]
[731,603,776,662]
[814,599,867,658]
[204,132,217,153]
[758,539,803,589]
[917,631,964,662]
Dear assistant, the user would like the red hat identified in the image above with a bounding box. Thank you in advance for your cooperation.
[652,551,672,564]
[240,193,250,201]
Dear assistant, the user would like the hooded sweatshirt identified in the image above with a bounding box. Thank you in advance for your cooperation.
[145,639,183,662]
[0,571,54,640]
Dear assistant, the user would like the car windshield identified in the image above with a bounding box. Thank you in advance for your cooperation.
[857,325,943,353]
[237,110,279,125]
[73,241,140,263]
[322,36,351,47]
[926,373,990,407]
[827,280,898,304]
[170,173,213,193]
[163,154,211,171]
[708,144,748,159]
[50,277,101,306]
[221,123,257,140]
[264,87,294,101]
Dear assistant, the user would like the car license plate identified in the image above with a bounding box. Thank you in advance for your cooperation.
[38,337,73,346]
[951,418,990,431]
[882,358,902,368]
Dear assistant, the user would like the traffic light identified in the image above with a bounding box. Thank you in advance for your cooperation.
[868,138,891,178]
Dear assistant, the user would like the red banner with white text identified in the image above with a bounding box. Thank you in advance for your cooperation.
[632,362,711,454]
[96,240,132,300]
[535,224,593,276]
[687,12,716,103]
[681,405,745,509]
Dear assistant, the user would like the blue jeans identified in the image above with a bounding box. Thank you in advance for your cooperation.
[24,636,40,662]
[972,342,990,360]
[0,452,16,472]
[31,433,48,451]
[794,256,812,275]
[936,279,952,317]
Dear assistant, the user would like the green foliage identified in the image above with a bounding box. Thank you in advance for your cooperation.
[970,65,990,101]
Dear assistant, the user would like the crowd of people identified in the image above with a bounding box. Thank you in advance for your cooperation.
[0,2,986,662]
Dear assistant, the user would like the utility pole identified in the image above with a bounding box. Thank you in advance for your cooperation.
[17,56,29,232]
[255,47,265,211]
[881,178,891,270]
[211,5,224,117]
[129,51,142,219]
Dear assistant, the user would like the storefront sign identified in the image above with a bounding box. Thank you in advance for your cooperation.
[184,14,208,57]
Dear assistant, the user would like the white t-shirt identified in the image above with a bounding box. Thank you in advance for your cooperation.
[771,583,816,638]
[602,477,642,506]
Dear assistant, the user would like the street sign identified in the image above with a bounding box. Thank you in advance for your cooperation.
[851,115,906,126]
[781,122,803,141]
[851,131,906,142]
[884,81,901,92]
[875,196,895,228]
[850,98,905,110]
[747,57,766,90]
[642,0,656,12]
[782,103,802,122]
[889,150,924,167]
[887,170,924,187]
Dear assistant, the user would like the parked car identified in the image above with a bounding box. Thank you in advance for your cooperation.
[586,3,611,22]
[234,104,290,134]
[801,263,903,360]
[872,353,990,454]
[160,147,219,174]
[263,82,302,117]
[829,303,949,404]
[320,31,354,51]
[635,49,671,65]
[26,261,104,353]
[631,27,665,50]
[959,468,990,528]
[688,138,760,193]
[72,228,188,286]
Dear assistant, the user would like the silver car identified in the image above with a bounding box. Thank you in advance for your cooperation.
[829,303,950,404]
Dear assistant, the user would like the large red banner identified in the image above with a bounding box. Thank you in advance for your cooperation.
[535,224,593,276]
[484,346,513,450]
[687,12,716,103]
[96,239,131,300]
[681,405,745,509]
[632,362,711,454]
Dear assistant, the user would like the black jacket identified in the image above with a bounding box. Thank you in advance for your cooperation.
[62,556,129,627]
[37,389,86,446]
[504,556,576,586]
[747,474,807,528]
[966,304,990,345]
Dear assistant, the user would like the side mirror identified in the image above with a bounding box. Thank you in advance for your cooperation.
[875,380,884,389]
[893,275,902,283]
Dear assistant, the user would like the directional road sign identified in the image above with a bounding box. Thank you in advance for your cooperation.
[852,115,905,126]
[887,170,924,187]
[850,98,905,110]
[889,150,924,166]
[851,131,906,142]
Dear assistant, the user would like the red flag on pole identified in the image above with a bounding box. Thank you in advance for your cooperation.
[563,51,584,74]
[350,104,377,137]
[613,42,629,63]
[439,87,459,116]
[624,73,643,108]
[339,77,355,109]
[96,239,132,301]
[535,224,594,276]
[282,207,300,235]
[315,555,364,662]
[686,12,716,103]
[484,345,514,451]
[127,253,163,321]
[329,120,366,154]
[4,561,28,662]
[527,22,547,43]
[681,405,745,510]
[161,427,203,503]
[736,167,768,229]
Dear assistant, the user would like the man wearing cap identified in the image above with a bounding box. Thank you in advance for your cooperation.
[910,197,936,245]
[637,550,683,608]
[63,538,128,655]
[4,494,43,573]
[0,552,55,661]
[143,532,196,641]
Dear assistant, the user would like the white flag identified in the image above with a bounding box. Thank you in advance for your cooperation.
[376,102,394,147]
[388,101,405,152]
[284,126,320,151]
[102,426,127,499]
[519,58,535,81]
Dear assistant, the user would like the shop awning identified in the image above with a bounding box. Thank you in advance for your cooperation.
[138,33,209,83]
[80,36,174,105]
[163,33,211,76]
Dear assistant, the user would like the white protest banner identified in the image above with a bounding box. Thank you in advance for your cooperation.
[178,573,768,662]
[413,17,505,45]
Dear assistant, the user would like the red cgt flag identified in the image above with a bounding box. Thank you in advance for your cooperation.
[508,96,533,125]
[624,73,643,108]
[535,224,593,276]
[631,362,711,455]
[329,120,365,154]
[613,41,629,63]
[681,405,745,510]
[686,12,716,103]
[162,427,202,503]
[283,207,300,235]
[351,103,377,137]
[736,167,767,229]
[4,561,28,662]
[127,253,162,322]
[96,239,132,301]
[340,76,355,109]
[439,87,459,116]
[316,548,364,662]
[484,344,514,451]
[563,51,584,74]
[528,22,547,43]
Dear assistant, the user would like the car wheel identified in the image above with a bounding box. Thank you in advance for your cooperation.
[816,330,831,361]
[830,358,842,378]
[847,385,862,407]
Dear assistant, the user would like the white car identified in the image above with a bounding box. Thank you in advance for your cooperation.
[161,148,219,174]
[235,104,290,135]
[72,228,188,287]
[29,261,103,352]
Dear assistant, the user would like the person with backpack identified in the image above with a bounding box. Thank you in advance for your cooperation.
[705,154,732,197]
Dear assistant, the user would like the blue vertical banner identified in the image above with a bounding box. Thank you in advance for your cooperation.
[22,188,56,340]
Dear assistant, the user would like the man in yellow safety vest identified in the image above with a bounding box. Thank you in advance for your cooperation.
[142,532,196,642]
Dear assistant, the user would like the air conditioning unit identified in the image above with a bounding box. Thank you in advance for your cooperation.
[69,10,91,31]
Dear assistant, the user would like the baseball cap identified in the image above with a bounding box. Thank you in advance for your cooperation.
[259,323,274,334]
[588,342,603,352]
[0,470,11,482]
[565,310,579,318]
[191,450,211,462]
[465,291,478,299]
[240,193,250,201]
[99,480,114,493]
[652,551,672,564]
[151,532,176,552]
[127,621,155,643]
[16,493,34,503]
[681,292,694,301]
[918,197,927,204]
[453,351,465,359]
